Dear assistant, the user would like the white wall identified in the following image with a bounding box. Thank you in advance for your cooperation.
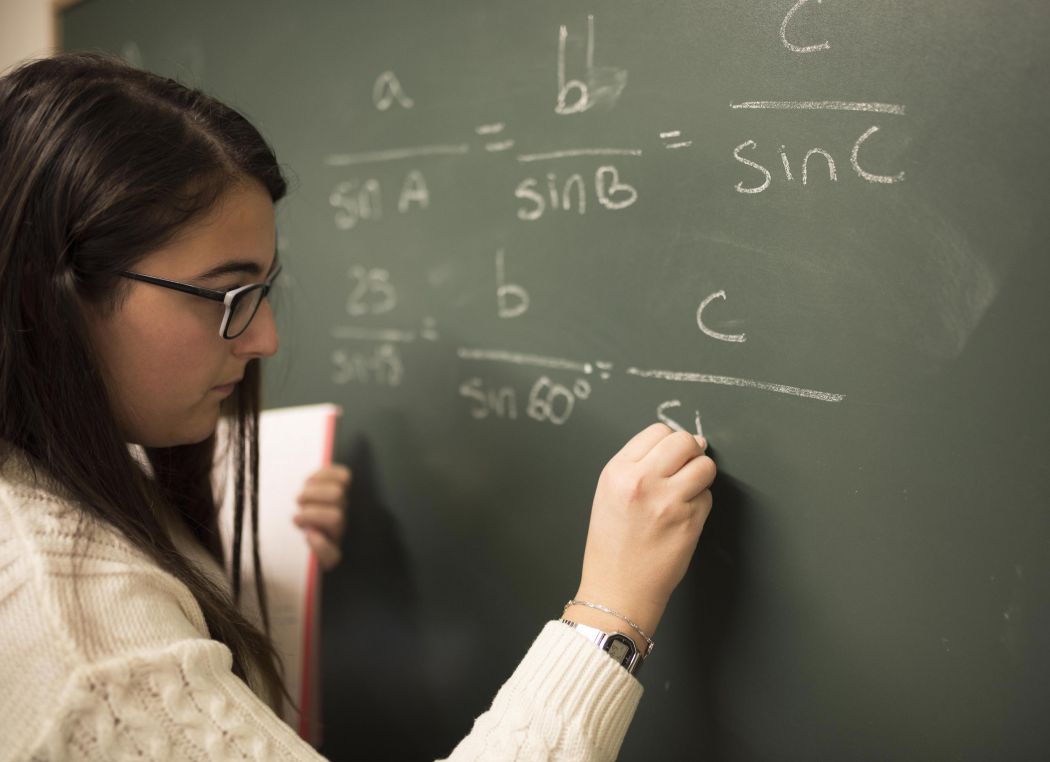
[0,0,57,75]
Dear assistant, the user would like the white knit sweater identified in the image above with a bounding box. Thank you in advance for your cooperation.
[0,453,642,761]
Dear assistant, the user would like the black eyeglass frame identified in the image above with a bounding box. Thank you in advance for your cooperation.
[119,263,282,339]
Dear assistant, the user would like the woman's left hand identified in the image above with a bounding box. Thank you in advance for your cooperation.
[292,464,351,570]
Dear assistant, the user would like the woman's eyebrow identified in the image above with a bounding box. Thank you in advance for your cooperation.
[194,258,271,282]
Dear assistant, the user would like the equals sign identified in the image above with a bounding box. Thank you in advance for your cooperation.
[595,361,613,380]
[659,130,692,150]
[420,317,439,341]
[476,122,515,152]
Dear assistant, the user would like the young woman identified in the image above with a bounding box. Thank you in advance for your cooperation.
[0,53,716,760]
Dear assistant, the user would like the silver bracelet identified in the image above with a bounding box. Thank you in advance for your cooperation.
[563,599,655,656]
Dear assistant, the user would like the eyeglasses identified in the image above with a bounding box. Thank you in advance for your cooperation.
[120,263,282,339]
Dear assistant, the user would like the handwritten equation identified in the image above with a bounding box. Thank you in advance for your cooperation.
[319,3,908,428]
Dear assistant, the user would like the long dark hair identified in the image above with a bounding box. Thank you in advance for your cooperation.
[0,52,288,709]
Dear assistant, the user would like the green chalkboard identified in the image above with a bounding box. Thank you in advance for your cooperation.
[63,1,1050,759]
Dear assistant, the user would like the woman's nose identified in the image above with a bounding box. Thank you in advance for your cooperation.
[232,298,278,359]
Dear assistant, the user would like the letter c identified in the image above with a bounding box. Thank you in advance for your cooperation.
[781,0,831,53]
[697,290,747,343]
[851,125,906,184]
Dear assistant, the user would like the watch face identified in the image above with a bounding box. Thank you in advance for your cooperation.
[604,633,637,666]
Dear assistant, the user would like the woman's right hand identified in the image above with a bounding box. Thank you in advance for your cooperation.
[566,423,716,642]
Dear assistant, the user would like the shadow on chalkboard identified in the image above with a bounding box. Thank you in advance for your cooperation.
[673,463,751,761]
[317,436,445,760]
[321,439,751,761]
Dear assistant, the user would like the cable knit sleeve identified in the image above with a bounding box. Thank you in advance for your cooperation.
[0,464,324,762]
[33,624,642,762]
[442,621,644,762]
[30,640,325,762]
[1,458,643,761]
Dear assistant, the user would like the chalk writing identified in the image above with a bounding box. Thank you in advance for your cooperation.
[851,125,906,184]
[496,250,530,319]
[329,317,437,344]
[459,375,592,426]
[325,145,468,167]
[515,165,638,220]
[733,140,770,194]
[556,15,627,115]
[596,166,638,209]
[527,376,591,425]
[330,179,381,229]
[697,291,747,343]
[476,123,515,152]
[657,400,704,436]
[329,170,430,228]
[660,130,693,150]
[331,344,404,386]
[731,101,906,116]
[627,367,844,402]
[458,348,595,375]
[518,148,642,163]
[780,0,830,53]
[314,8,878,420]
[802,148,837,184]
[373,71,414,110]
[398,170,430,212]
[733,126,904,193]
[421,317,439,341]
[346,266,396,316]
[331,326,415,343]
[460,377,518,420]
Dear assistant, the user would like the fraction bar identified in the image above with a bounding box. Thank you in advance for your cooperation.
[626,367,845,402]
[517,148,643,162]
[458,348,594,374]
[324,144,470,166]
[331,327,417,342]
[731,101,906,116]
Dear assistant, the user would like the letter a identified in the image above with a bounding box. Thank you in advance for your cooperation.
[373,71,414,111]
[398,170,429,212]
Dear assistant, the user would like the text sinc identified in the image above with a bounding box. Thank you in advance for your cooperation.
[733,125,905,194]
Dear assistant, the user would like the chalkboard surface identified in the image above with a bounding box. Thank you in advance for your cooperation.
[63,1,1050,759]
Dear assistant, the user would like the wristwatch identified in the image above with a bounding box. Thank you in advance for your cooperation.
[560,619,644,675]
